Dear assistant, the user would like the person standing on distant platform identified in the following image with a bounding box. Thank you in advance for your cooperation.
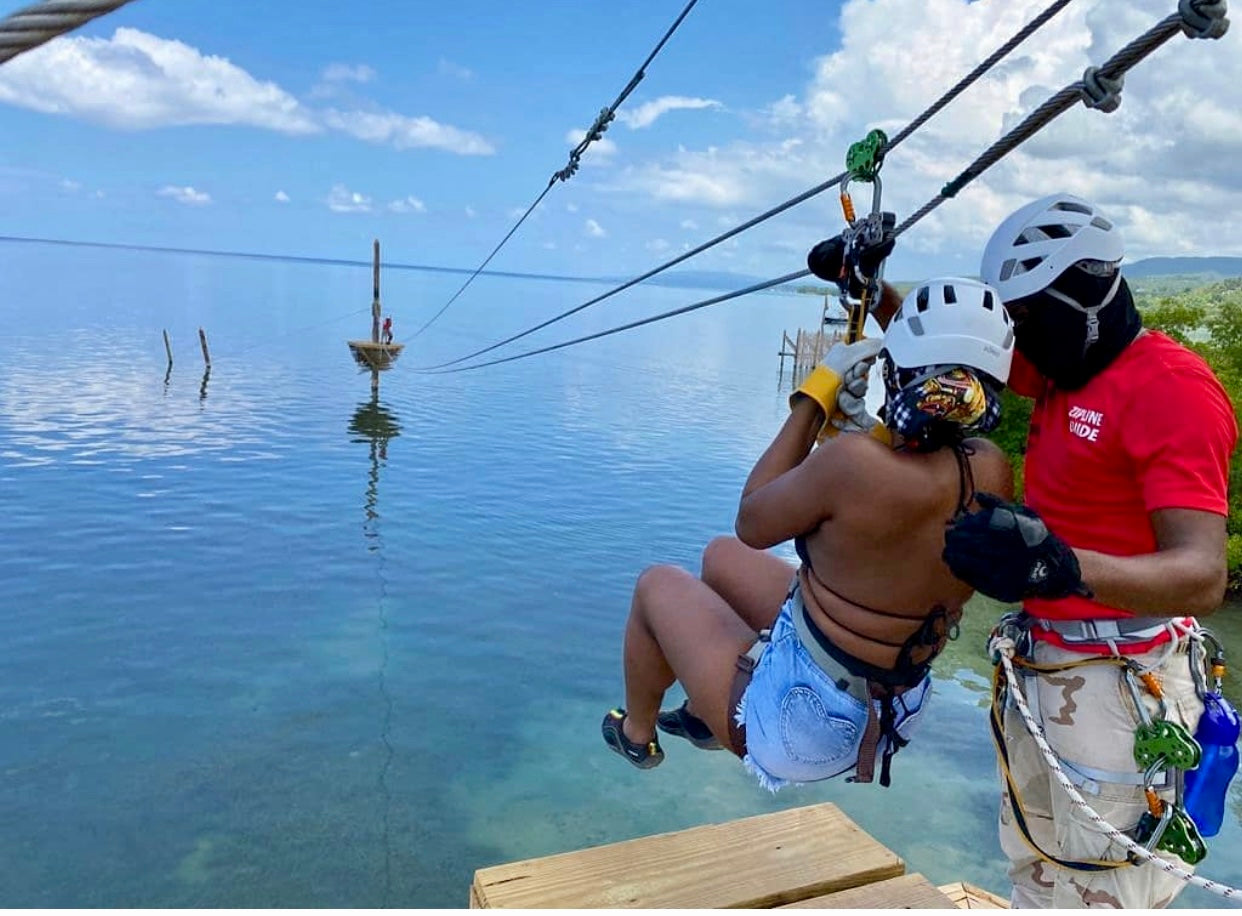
[382,316,393,345]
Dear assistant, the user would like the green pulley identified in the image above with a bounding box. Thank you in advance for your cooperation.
[845,128,888,183]
[1133,720,1202,770]
[1158,808,1208,865]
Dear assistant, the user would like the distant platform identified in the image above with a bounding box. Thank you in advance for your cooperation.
[347,340,404,371]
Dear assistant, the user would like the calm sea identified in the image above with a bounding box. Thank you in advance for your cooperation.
[1,241,1239,907]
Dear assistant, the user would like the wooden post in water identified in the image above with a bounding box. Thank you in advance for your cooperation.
[371,239,381,345]
[198,328,211,367]
[163,329,173,367]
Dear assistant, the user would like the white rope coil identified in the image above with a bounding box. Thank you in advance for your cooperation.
[996,639,1241,899]
[0,0,137,66]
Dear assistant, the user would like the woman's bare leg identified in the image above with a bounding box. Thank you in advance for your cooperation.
[622,564,757,749]
[700,535,795,632]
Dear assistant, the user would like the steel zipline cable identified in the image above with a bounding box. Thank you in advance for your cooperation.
[0,0,136,65]
[420,1,1227,376]
[407,0,702,341]
[410,0,1074,372]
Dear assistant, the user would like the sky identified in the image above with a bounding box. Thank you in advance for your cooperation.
[0,0,1239,284]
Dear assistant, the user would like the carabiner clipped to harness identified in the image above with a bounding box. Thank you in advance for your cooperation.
[836,129,896,343]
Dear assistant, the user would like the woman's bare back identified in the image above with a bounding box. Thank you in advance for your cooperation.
[799,434,1014,671]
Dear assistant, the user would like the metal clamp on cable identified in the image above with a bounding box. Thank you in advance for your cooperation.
[1178,0,1230,39]
[1082,66,1125,112]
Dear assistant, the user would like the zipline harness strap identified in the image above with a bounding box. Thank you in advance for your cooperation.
[991,627,1241,899]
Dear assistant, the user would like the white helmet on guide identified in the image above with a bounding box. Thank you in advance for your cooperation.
[981,193,1124,302]
[883,277,1014,384]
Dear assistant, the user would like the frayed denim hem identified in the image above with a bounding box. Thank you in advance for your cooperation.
[741,752,791,793]
[735,690,790,793]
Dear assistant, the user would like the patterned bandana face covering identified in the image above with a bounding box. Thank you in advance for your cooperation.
[880,354,1002,451]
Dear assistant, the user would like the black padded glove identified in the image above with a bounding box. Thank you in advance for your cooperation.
[806,233,895,298]
[942,492,1093,604]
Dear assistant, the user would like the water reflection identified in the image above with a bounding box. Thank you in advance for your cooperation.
[346,368,401,906]
[347,371,402,538]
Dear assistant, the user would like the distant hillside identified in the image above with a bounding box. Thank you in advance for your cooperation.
[1124,256,1242,278]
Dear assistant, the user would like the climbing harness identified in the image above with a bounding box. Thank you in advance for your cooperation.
[837,129,896,344]
[990,614,1241,899]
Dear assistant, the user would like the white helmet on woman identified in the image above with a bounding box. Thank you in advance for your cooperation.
[981,193,1124,302]
[883,277,1014,384]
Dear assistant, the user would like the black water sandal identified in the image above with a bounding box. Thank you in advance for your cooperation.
[601,709,664,769]
[657,700,723,750]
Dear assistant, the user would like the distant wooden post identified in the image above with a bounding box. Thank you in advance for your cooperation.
[198,328,211,367]
[163,329,173,366]
[371,239,381,344]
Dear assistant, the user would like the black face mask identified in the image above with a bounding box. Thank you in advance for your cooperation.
[1007,266,1142,390]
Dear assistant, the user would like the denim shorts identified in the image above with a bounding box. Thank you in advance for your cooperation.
[735,594,932,792]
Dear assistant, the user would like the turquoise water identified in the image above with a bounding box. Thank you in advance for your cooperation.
[1,241,1239,907]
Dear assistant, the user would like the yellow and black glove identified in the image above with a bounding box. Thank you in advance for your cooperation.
[791,338,891,443]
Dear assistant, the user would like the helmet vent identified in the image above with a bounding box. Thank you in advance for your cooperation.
[1090,216,1113,231]
[906,315,926,337]
[943,284,958,304]
[982,290,995,311]
[1003,327,1014,349]
[1033,222,1073,240]
[915,287,930,313]
[1052,200,1092,215]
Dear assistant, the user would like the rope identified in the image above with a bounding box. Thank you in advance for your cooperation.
[407,0,701,341]
[417,271,808,374]
[994,641,1241,899]
[0,0,136,65]
[427,3,1214,375]
[410,0,1074,372]
[896,12,1190,236]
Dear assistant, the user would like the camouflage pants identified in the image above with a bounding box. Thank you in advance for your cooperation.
[998,638,1205,909]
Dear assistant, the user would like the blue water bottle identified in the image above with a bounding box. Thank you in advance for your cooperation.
[1183,691,1240,837]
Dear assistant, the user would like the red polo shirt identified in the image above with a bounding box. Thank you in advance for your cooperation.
[1011,331,1237,627]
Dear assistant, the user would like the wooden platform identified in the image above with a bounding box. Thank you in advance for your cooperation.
[347,339,404,370]
[470,801,1007,909]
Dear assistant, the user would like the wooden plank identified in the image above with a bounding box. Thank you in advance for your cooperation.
[938,881,1010,909]
[781,873,956,909]
[471,802,903,909]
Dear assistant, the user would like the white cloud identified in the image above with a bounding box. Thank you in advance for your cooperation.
[387,195,426,214]
[0,29,493,156]
[646,238,670,252]
[437,58,473,80]
[566,202,579,213]
[542,241,557,250]
[0,28,317,133]
[680,219,699,230]
[59,178,81,192]
[564,128,618,160]
[464,205,477,218]
[617,95,723,129]
[158,185,210,206]
[602,0,1242,273]
[274,190,290,203]
[322,63,375,84]
[320,108,493,154]
[584,218,607,238]
[326,184,371,213]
